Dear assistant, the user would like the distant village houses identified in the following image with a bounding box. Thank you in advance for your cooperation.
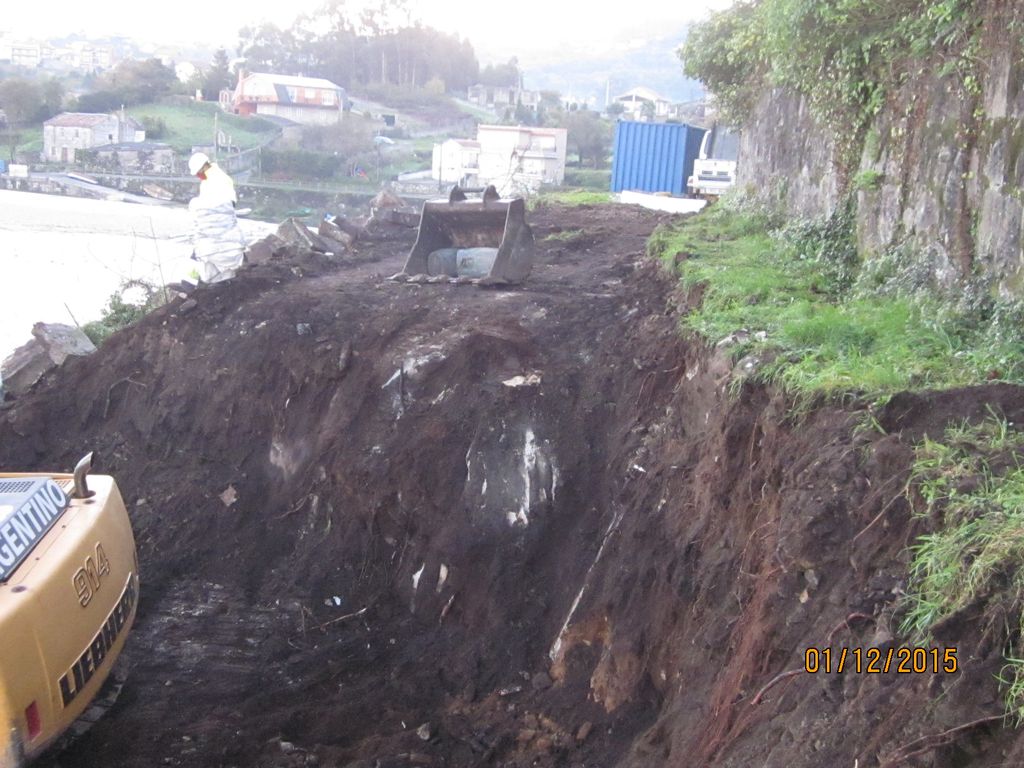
[614,87,682,122]
[432,124,567,192]
[467,84,541,114]
[0,33,112,72]
[220,71,345,126]
[42,112,148,164]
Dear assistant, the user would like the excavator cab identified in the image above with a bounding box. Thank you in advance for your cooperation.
[400,186,535,284]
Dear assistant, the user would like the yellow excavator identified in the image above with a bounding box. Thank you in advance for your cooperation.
[0,454,138,767]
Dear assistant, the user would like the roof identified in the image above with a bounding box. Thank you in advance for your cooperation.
[242,72,344,92]
[616,87,667,103]
[451,139,480,148]
[45,112,116,127]
[478,124,566,136]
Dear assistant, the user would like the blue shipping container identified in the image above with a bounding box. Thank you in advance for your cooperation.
[610,121,706,196]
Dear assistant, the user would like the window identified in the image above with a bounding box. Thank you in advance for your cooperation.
[323,91,335,106]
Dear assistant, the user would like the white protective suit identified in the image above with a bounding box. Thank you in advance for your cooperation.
[189,163,246,284]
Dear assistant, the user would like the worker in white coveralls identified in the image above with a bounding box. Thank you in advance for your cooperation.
[187,152,246,283]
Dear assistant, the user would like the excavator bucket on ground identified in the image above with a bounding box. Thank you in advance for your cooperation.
[399,186,534,284]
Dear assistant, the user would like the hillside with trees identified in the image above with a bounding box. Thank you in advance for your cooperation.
[524,24,704,108]
[237,0,479,95]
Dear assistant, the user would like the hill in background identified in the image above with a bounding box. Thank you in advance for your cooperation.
[520,25,703,107]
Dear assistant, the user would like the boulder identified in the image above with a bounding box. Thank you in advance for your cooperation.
[317,218,355,250]
[325,213,365,240]
[276,218,339,255]
[1,323,96,397]
[244,233,286,266]
[369,189,405,212]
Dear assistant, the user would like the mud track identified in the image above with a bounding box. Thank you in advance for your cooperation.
[4,202,1024,767]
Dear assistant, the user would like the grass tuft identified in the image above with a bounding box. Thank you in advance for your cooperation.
[900,415,1024,722]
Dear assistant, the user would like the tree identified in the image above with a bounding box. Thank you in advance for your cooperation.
[564,109,611,168]
[87,58,177,107]
[38,78,65,121]
[513,101,535,125]
[202,48,233,101]
[75,91,122,113]
[677,1,762,122]
[0,78,42,161]
[237,4,479,95]
[238,23,301,72]
[0,78,43,125]
[479,57,520,87]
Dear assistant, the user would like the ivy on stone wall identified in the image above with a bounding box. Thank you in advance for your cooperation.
[679,0,981,173]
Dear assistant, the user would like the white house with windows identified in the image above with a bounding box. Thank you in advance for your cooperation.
[431,139,481,186]
[221,72,345,126]
[476,124,567,191]
[431,125,567,193]
[615,87,674,122]
[42,113,145,164]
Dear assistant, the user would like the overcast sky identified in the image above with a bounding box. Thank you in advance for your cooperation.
[2,0,734,63]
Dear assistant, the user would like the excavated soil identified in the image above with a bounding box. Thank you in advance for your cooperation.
[4,202,1024,768]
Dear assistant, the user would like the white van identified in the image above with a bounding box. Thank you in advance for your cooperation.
[688,125,739,197]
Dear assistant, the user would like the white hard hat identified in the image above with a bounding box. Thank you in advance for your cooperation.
[188,152,210,176]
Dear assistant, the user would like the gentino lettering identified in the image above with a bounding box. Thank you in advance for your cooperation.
[0,480,68,580]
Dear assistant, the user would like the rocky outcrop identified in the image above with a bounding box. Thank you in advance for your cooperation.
[1,323,96,397]
[735,88,839,218]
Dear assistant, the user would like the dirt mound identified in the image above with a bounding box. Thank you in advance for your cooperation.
[3,201,1024,767]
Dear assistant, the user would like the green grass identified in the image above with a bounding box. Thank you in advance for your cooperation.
[563,168,611,190]
[16,133,42,155]
[532,189,611,208]
[451,98,498,122]
[127,100,278,153]
[900,415,1024,722]
[543,228,584,242]
[4,123,44,160]
[651,205,1024,404]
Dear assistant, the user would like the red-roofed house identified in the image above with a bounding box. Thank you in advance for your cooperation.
[221,72,345,126]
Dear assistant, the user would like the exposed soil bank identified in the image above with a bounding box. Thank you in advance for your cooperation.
[2,202,1023,767]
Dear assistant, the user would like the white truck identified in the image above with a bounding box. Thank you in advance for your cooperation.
[688,125,739,198]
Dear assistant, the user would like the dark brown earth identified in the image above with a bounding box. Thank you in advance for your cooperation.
[3,201,1024,767]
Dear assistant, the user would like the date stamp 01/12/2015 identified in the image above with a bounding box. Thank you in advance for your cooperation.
[804,647,958,675]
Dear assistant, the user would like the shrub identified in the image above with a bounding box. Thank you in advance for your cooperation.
[141,116,168,139]
[83,280,168,346]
